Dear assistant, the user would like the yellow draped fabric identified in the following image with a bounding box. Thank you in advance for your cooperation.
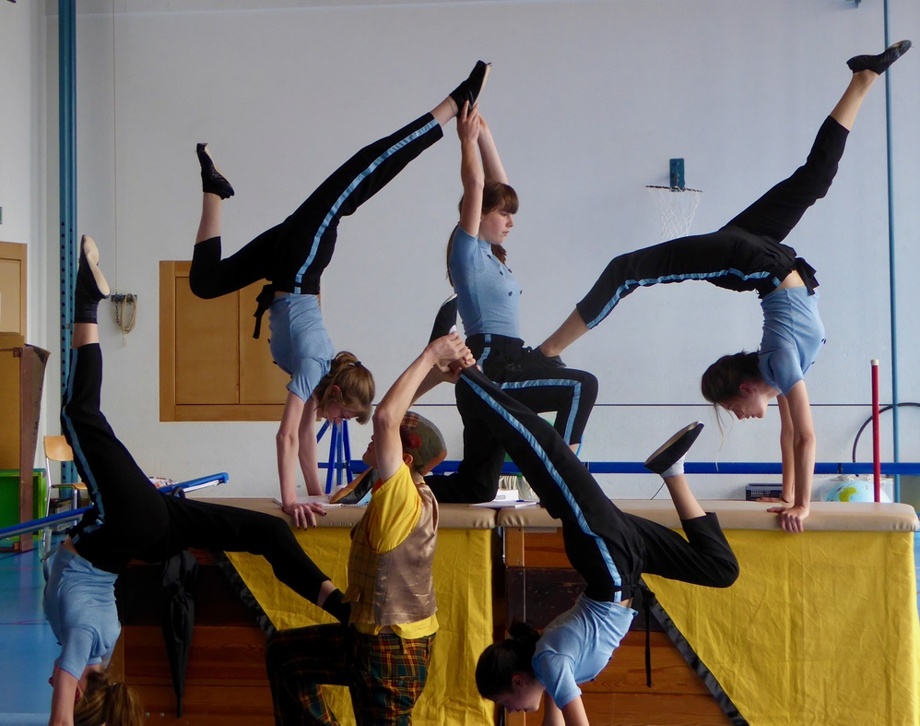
[226,527,494,726]
[645,529,920,726]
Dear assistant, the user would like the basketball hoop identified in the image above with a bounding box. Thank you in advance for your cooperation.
[646,185,703,241]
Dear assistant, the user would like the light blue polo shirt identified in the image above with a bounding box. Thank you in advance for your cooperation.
[43,545,120,680]
[532,595,637,709]
[758,287,825,396]
[268,293,335,402]
[448,226,522,338]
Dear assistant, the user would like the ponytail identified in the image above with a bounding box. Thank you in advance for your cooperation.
[74,670,144,726]
[314,352,375,424]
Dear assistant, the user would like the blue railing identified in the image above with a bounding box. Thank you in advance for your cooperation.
[0,473,228,541]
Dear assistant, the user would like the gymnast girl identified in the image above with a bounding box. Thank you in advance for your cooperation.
[45,236,352,726]
[189,62,490,524]
[455,363,738,724]
[530,42,910,532]
[424,102,599,504]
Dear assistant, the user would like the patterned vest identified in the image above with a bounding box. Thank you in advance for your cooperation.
[345,480,439,627]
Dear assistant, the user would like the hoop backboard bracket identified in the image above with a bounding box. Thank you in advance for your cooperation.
[670,158,685,189]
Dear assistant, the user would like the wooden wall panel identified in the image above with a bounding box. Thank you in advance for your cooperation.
[0,334,25,469]
[0,241,26,336]
[175,283,240,405]
[238,283,288,405]
[160,261,286,421]
[116,553,275,724]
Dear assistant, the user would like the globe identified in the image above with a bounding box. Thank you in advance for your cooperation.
[825,478,892,503]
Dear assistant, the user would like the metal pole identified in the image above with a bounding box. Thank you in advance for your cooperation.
[871,360,881,501]
[58,0,77,483]
[882,0,902,501]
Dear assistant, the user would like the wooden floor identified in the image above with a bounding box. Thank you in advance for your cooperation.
[111,551,276,725]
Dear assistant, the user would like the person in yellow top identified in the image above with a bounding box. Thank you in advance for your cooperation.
[265,332,472,725]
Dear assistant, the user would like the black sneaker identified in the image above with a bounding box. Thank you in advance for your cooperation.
[78,235,110,299]
[847,40,911,74]
[196,143,235,199]
[429,293,458,343]
[450,61,491,111]
[329,469,378,505]
[644,422,703,475]
[522,346,566,370]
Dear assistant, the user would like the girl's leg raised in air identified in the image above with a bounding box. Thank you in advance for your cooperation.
[631,447,738,589]
[190,145,273,299]
[189,62,490,306]
[537,42,910,360]
[270,62,490,296]
[64,237,171,555]
[725,44,908,243]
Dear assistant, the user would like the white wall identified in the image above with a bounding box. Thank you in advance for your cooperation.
[20,0,920,500]
[1,1,47,345]
[0,0,52,481]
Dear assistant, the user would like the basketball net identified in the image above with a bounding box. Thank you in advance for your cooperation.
[646,185,703,241]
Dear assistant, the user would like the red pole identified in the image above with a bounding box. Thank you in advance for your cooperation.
[871,359,881,502]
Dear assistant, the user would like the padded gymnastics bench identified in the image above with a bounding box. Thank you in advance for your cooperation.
[496,499,920,726]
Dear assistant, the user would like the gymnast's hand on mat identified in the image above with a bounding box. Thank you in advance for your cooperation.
[283,500,327,529]
[767,503,809,534]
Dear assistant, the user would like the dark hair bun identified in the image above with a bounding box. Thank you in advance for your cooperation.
[508,621,540,644]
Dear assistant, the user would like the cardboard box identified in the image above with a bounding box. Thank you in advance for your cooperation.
[745,482,783,501]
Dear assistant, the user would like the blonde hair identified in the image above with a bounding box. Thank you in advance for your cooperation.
[314,351,375,424]
[74,670,144,726]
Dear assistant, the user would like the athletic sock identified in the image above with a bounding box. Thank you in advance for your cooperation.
[661,456,685,480]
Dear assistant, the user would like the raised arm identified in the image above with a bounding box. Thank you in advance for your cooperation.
[457,102,485,237]
[374,334,471,481]
[478,113,508,184]
[768,380,814,533]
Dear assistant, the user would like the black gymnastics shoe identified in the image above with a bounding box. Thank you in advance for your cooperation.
[329,469,378,506]
[644,422,703,475]
[74,235,110,324]
[429,293,458,343]
[196,142,235,199]
[450,60,492,111]
[522,346,566,370]
[847,40,911,75]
